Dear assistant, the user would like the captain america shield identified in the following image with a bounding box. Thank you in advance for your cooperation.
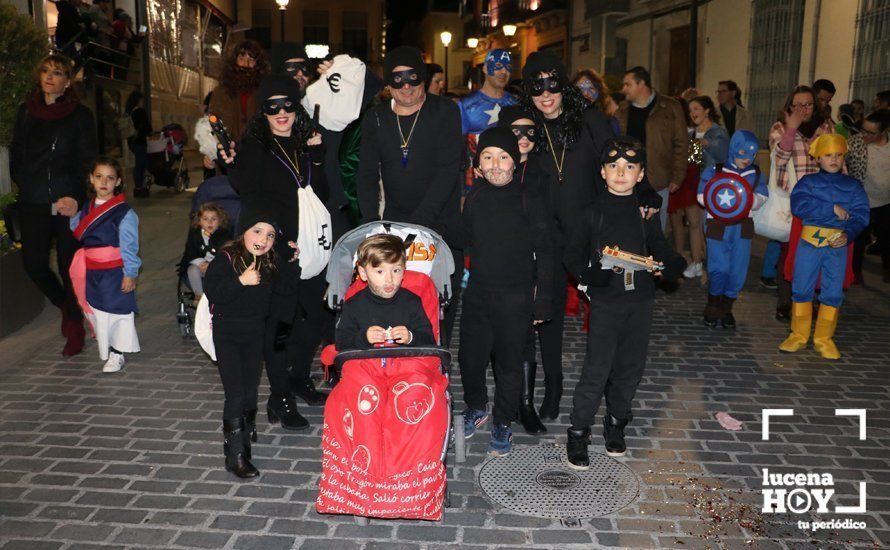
[703,172,753,223]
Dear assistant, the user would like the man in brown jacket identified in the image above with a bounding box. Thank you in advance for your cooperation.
[616,66,687,230]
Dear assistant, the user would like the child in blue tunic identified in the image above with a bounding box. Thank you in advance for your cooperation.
[68,156,141,373]
[779,134,869,359]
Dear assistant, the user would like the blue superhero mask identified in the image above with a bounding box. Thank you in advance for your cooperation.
[728,130,759,164]
[485,49,513,76]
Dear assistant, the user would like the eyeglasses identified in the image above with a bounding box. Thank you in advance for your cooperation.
[792,102,814,109]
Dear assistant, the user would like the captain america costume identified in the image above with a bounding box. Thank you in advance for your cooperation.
[458,49,518,195]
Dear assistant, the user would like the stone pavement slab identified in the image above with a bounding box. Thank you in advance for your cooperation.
[1,188,888,548]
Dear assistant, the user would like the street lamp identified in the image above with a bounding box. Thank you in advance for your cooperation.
[275,0,288,41]
[466,37,479,49]
[440,30,452,93]
[502,24,517,37]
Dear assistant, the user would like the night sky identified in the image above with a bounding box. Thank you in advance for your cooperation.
[385,2,427,49]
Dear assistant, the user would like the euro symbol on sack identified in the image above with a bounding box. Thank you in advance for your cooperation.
[317,224,331,250]
[327,73,341,93]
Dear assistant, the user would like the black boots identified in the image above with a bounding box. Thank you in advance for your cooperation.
[720,296,736,329]
[538,374,562,420]
[518,362,547,434]
[243,408,257,459]
[566,427,591,470]
[291,376,328,406]
[223,418,259,479]
[703,294,721,327]
[603,415,629,457]
[267,393,309,431]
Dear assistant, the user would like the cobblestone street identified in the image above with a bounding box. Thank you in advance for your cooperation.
[1,188,888,549]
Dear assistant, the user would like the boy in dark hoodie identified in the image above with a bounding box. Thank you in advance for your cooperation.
[453,127,554,457]
[563,137,685,469]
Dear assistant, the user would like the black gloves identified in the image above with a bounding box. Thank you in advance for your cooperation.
[308,140,326,165]
[579,260,613,288]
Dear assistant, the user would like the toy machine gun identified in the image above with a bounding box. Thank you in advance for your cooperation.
[600,246,664,273]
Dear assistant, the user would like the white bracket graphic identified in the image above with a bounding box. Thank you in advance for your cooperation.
[835,481,867,513]
[762,408,794,440]
[835,408,867,440]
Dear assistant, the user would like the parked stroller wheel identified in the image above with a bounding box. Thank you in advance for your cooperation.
[174,171,189,193]
[179,321,191,338]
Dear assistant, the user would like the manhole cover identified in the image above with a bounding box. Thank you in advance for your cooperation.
[478,443,639,519]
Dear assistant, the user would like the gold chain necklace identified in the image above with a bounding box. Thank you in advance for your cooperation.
[274,137,301,179]
[396,109,421,167]
[542,122,566,182]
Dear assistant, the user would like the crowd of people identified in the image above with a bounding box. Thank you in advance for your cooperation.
[8,40,890,481]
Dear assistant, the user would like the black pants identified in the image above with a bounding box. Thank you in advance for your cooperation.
[524,248,567,380]
[20,204,81,315]
[459,284,531,426]
[442,248,464,348]
[214,317,264,419]
[264,272,333,394]
[570,298,653,428]
[129,142,148,190]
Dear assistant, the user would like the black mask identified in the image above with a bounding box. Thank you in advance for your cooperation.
[529,76,562,97]
[388,68,422,88]
[262,97,299,115]
[284,60,308,75]
[510,124,537,141]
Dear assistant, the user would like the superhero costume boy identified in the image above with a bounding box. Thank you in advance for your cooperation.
[778,134,869,359]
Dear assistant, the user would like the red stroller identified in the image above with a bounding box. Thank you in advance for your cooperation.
[315,222,456,522]
[145,123,190,192]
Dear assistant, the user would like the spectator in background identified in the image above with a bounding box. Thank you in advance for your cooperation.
[812,79,836,122]
[125,90,151,197]
[716,80,754,135]
[617,66,687,230]
[52,0,86,60]
[851,99,866,126]
[835,104,860,138]
[572,69,621,135]
[426,64,445,96]
[768,85,833,320]
[846,109,890,283]
[874,90,890,111]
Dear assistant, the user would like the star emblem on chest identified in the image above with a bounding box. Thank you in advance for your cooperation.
[484,103,501,125]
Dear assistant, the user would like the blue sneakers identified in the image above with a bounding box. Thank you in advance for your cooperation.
[488,424,513,457]
[462,408,489,439]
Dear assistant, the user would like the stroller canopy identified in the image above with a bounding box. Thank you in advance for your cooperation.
[326,221,455,310]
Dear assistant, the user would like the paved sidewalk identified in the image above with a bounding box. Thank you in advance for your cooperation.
[1,188,888,549]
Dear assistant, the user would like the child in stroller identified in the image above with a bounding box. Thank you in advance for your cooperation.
[145,123,190,193]
[316,222,456,521]
[175,176,241,337]
[177,202,233,305]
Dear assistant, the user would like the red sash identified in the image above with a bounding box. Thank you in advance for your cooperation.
[72,194,127,241]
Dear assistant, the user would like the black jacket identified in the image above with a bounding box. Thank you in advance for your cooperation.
[564,191,685,302]
[335,287,435,350]
[357,93,463,230]
[533,108,661,247]
[177,226,233,275]
[9,102,97,207]
[228,131,329,274]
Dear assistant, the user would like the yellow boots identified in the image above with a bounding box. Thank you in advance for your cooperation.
[779,302,812,353]
[778,302,841,359]
[813,305,840,359]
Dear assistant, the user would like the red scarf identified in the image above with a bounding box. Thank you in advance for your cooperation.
[25,89,80,121]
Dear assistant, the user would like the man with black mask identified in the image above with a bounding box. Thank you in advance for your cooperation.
[271,42,313,90]
[357,45,464,345]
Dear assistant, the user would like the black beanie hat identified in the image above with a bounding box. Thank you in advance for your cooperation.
[521,51,567,82]
[475,127,521,168]
[256,75,301,106]
[270,42,307,75]
[238,199,279,235]
[496,105,535,128]
[384,46,427,81]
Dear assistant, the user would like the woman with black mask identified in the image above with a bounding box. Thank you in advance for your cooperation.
[222,75,332,432]
[518,51,661,421]
[9,54,97,357]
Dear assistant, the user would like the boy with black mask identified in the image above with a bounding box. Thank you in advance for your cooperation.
[563,137,685,469]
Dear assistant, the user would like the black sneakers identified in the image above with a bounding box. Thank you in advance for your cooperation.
[603,416,629,457]
[566,427,591,470]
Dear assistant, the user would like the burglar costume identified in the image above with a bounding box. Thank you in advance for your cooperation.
[697,130,768,327]
[779,134,869,359]
[563,138,685,467]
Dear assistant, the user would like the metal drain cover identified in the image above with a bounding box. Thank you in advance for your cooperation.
[478,443,639,519]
